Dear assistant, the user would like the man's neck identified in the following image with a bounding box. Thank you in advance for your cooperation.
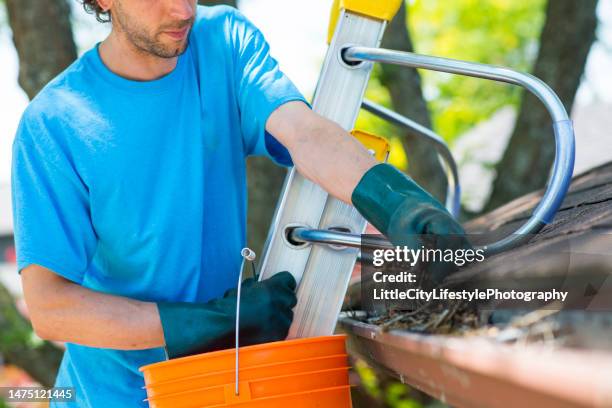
[98,31,178,81]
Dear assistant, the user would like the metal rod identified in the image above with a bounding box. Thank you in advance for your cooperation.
[361,99,461,218]
[289,227,393,249]
[235,248,256,395]
[345,46,575,254]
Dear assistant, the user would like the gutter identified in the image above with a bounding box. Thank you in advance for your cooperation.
[339,317,612,408]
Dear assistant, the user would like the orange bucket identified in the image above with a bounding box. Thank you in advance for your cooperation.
[139,335,352,407]
[140,335,347,384]
[144,354,349,397]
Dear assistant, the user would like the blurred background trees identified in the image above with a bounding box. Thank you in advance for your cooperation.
[485,0,599,211]
[0,0,608,406]
[5,0,76,99]
[2,0,77,389]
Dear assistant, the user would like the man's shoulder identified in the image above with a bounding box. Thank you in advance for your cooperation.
[16,53,98,147]
[192,4,253,42]
[25,55,93,122]
[194,4,238,24]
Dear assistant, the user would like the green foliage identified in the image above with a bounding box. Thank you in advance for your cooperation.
[0,1,6,28]
[385,383,424,408]
[353,0,546,168]
[354,360,428,408]
[407,0,547,141]
[0,284,40,353]
[354,359,382,398]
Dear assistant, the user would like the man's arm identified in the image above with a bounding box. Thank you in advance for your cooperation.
[21,264,165,349]
[21,264,296,358]
[266,101,378,204]
[267,101,469,285]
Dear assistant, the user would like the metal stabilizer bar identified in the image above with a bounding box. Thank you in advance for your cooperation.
[346,46,575,255]
[284,48,576,256]
[361,99,461,218]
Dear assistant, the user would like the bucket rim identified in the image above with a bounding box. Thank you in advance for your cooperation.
[142,353,349,389]
[139,334,347,372]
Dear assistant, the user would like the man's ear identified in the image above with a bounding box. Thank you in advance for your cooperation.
[97,0,113,12]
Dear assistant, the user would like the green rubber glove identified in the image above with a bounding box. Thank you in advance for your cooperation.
[157,271,297,359]
[352,163,470,284]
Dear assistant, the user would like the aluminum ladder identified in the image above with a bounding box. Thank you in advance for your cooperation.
[258,0,576,339]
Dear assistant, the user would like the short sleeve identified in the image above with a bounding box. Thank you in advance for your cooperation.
[11,111,97,284]
[230,9,310,167]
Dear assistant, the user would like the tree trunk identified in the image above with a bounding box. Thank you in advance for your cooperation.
[246,158,287,257]
[484,0,598,212]
[5,0,77,99]
[378,2,447,201]
[3,0,77,385]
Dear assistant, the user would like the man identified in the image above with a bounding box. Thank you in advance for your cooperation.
[11,0,465,406]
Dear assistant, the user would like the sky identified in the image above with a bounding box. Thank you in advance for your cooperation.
[0,0,611,231]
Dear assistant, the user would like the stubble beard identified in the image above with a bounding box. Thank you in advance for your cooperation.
[112,3,194,59]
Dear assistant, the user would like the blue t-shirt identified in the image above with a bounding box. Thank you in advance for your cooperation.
[11,6,307,407]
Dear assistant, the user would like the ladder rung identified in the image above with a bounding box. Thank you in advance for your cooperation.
[288,227,394,249]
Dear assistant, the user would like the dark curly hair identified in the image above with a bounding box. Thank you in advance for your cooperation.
[80,0,111,23]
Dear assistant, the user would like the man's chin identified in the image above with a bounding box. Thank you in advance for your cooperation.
[152,40,189,58]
